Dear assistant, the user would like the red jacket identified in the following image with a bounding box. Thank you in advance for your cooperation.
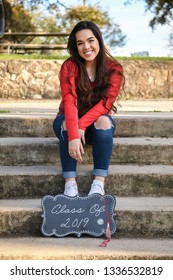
[58,57,123,141]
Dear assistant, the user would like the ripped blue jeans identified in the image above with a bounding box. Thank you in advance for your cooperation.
[53,114,115,179]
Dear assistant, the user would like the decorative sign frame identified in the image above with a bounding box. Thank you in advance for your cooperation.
[41,194,116,238]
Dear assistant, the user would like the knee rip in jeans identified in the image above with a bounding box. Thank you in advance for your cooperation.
[60,121,67,140]
[94,116,113,130]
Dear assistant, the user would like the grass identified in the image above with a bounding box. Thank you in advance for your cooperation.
[117,56,173,61]
[0,53,69,60]
[0,53,173,61]
[0,110,11,113]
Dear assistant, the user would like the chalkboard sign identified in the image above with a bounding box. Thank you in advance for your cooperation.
[41,194,116,238]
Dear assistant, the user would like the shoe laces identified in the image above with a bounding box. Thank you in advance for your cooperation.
[64,181,78,197]
[89,182,105,195]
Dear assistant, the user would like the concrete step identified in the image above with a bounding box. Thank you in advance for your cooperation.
[0,164,173,199]
[0,197,172,238]
[0,113,173,137]
[0,137,173,165]
[0,237,172,260]
[1,101,172,261]
[0,99,172,112]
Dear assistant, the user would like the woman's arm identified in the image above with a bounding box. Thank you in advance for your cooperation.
[60,60,85,162]
[78,66,123,131]
[60,60,79,141]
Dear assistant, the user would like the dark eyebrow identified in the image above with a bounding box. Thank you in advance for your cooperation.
[76,36,95,43]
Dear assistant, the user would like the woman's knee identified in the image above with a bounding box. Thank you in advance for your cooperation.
[94,115,112,130]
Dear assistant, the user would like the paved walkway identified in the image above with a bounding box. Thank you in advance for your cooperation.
[0,99,173,117]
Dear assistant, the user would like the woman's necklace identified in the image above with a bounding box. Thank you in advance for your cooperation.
[88,70,96,82]
[86,64,96,82]
[89,74,95,82]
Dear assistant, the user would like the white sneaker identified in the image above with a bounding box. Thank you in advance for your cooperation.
[64,181,78,197]
[88,179,105,196]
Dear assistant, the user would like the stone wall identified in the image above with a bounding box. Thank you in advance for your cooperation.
[0,59,172,99]
[122,60,173,99]
[0,60,62,99]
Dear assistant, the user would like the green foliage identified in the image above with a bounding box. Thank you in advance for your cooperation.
[1,53,173,61]
[10,4,36,32]
[103,24,127,49]
[7,0,67,11]
[145,0,173,28]
[125,0,173,28]
[2,1,126,51]
[5,0,173,30]
[31,10,65,45]
[125,1,173,52]
[3,0,35,36]
[64,5,110,28]
[64,5,127,49]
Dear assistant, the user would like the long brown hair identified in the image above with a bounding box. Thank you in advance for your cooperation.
[67,21,123,116]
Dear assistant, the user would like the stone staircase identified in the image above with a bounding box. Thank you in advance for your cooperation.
[0,108,173,260]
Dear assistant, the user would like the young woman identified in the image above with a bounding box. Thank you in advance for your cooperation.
[53,21,123,197]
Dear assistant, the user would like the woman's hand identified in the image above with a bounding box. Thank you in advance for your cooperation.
[68,138,84,162]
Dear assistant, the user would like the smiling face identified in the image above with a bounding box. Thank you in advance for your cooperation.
[75,29,100,64]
